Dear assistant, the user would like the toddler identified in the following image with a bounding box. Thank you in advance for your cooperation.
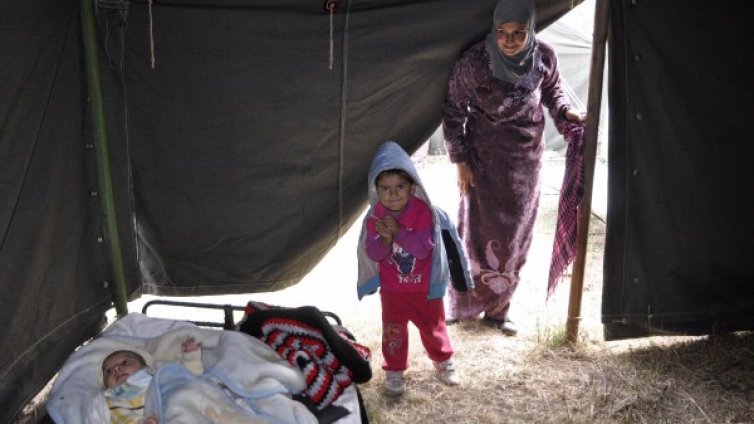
[357,141,471,395]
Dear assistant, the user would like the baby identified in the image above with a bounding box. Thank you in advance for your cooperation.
[101,337,202,424]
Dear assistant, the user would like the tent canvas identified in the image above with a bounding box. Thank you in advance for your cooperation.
[602,0,754,339]
[0,0,580,418]
[2,0,754,421]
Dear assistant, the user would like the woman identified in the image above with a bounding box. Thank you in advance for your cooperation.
[442,0,585,335]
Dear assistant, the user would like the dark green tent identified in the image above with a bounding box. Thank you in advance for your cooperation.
[1,0,753,421]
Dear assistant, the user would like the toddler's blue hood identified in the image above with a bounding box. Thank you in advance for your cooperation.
[366,141,430,208]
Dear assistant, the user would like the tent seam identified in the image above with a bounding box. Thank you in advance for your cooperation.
[336,0,352,238]
[0,9,72,252]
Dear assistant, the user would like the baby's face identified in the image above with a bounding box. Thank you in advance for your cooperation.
[102,351,145,388]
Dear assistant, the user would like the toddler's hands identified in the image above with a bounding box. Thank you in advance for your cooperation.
[181,337,202,353]
[375,221,392,245]
[380,216,400,235]
[376,217,400,245]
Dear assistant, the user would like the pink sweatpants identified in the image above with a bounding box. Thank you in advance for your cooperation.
[380,290,453,371]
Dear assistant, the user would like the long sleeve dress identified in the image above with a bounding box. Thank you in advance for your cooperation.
[442,39,572,321]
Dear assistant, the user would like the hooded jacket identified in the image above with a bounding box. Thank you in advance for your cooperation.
[356,141,473,300]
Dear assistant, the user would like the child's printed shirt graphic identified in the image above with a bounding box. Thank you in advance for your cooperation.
[391,243,420,284]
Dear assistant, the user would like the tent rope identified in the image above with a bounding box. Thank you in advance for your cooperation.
[148,0,156,69]
[329,8,334,69]
[325,0,338,70]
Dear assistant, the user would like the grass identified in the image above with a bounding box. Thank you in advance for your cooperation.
[356,324,754,423]
[535,319,570,348]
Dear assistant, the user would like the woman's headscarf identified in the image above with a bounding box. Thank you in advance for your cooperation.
[485,0,538,83]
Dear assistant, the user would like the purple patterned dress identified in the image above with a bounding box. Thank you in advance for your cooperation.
[442,39,571,321]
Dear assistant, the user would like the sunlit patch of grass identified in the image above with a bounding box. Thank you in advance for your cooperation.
[535,318,569,348]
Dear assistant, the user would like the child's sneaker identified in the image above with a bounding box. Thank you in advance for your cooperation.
[433,359,460,386]
[385,371,406,395]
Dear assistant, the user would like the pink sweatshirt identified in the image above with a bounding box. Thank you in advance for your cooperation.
[365,196,434,293]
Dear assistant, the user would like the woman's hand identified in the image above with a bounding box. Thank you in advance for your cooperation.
[457,163,475,195]
[565,108,586,123]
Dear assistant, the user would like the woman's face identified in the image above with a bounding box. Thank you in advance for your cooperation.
[495,21,529,57]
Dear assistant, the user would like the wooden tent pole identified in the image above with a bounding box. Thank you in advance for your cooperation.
[81,0,129,316]
[565,0,610,345]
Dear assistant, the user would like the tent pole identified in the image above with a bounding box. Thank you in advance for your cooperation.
[565,0,610,345]
[81,0,129,316]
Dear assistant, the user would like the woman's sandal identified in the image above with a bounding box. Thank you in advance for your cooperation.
[482,315,517,336]
[445,318,460,326]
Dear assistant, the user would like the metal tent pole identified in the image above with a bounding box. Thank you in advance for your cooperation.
[565,0,610,344]
[80,0,129,316]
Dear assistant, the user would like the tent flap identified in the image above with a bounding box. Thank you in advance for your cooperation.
[98,0,504,295]
[0,0,113,420]
[602,0,754,340]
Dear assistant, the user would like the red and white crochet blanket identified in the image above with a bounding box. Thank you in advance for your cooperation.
[239,302,371,412]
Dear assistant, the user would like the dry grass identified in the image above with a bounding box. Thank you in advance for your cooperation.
[124,153,754,424]
[347,154,754,423]
[357,322,754,423]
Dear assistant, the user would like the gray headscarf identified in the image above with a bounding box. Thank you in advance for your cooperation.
[485,0,538,83]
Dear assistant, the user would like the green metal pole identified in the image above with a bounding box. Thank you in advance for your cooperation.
[80,0,129,316]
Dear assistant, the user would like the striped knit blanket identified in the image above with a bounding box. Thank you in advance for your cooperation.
[239,302,371,412]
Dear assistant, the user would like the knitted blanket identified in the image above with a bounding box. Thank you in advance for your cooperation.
[239,302,371,415]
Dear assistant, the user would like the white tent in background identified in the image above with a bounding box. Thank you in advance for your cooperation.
[538,0,608,219]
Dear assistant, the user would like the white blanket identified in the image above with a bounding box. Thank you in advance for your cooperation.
[46,313,317,424]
